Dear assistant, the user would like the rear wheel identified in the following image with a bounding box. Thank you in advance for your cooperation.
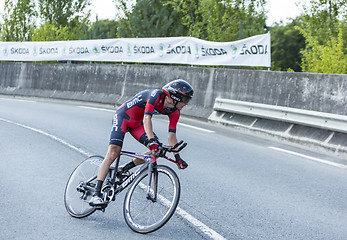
[123,165,180,233]
[64,155,104,218]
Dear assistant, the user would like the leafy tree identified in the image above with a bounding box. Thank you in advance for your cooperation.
[38,0,91,27]
[166,0,267,41]
[164,0,204,37]
[295,27,346,73]
[271,19,305,72]
[1,0,36,41]
[116,0,187,37]
[91,18,119,39]
[36,0,91,40]
[31,22,75,41]
[296,0,347,73]
[300,0,346,44]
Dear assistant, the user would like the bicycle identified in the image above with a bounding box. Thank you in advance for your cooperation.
[64,141,187,234]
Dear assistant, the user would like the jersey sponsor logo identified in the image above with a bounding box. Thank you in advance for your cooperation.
[151,89,159,97]
[112,114,118,131]
[127,95,143,108]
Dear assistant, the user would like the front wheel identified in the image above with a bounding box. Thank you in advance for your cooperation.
[123,165,180,234]
[64,155,104,218]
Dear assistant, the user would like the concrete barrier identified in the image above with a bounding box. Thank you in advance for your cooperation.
[0,62,346,155]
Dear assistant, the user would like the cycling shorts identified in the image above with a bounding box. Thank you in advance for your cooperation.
[109,112,158,147]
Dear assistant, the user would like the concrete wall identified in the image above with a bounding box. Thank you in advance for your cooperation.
[0,62,346,119]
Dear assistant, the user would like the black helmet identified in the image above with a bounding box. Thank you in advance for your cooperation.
[162,79,194,103]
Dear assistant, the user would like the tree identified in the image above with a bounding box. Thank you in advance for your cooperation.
[166,0,267,41]
[38,0,91,27]
[1,0,36,41]
[300,0,346,44]
[271,19,305,72]
[296,0,347,73]
[116,0,187,38]
[30,0,92,41]
[31,22,75,41]
[91,18,119,39]
[295,27,346,73]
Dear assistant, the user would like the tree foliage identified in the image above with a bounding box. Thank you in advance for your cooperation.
[166,0,267,41]
[38,0,91,27]
[1,0,36,41]
[31,22,76,41]
[295,27,346,74]
[270,19,305,72]
[116,0,187,37]
[296,0,347,73]
[91,19,119,39]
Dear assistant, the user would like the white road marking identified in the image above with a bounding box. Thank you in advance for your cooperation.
[0,117,91,156]
[79,106,115,112]
[269,146,347,169]
[178,122,215,133]
[1,117,225,240]
[138,183,227,240]
[0,97,36,103]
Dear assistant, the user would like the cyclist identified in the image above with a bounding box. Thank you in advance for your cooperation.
[90,79,193,206]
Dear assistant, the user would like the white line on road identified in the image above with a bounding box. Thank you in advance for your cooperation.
[138,183,227,240]
[0,117,91,156]
[0,97,36,103]
[79,106,115,112]
[0,117,226,240]
[178,122,215,133]
[269,146,347,169]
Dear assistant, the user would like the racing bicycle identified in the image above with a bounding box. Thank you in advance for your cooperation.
[64,141,187,234]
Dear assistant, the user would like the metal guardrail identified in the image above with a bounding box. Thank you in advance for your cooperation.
[210,98,347,134]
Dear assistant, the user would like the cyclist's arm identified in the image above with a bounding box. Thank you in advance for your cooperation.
[143,89,161,141]
[143,114,155,140]
[168,132,178,150]
[167,110,179,151]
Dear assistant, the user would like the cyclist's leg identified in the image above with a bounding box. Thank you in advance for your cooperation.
[90,113,127,205]
[97,113,127,181]
[121,124,159,171]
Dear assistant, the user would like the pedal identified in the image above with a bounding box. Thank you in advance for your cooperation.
[90,203,108,211]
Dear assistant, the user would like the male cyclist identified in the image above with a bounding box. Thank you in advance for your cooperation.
[90,79,193,206]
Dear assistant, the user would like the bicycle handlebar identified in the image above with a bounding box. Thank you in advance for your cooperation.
[155,140,187,158]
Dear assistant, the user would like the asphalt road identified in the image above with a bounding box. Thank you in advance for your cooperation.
[1,96,346,240]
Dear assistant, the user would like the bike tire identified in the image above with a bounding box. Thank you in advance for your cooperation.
[64,155,104,218]
[123,165,181,234]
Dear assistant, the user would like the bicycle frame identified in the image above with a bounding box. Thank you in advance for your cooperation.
[97,150,177,205]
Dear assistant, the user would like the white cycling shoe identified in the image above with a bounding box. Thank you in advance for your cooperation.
[89,196,106,206]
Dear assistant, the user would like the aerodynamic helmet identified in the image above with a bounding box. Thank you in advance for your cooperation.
[162,79,194,104]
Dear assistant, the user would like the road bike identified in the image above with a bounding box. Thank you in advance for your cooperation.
[64,141,187,234]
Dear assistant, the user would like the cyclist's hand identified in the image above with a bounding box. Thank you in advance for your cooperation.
[148,138,160,152]
[175,154,188,169]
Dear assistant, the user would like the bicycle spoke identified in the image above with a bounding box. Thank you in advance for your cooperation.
[123,166,180,233]
[64,156,103,218]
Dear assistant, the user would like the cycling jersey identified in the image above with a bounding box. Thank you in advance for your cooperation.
[110,89,180,147]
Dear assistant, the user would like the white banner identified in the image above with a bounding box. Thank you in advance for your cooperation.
[0,33,270,67]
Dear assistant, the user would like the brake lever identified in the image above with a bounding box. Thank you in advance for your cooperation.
[171,142,187,153]
[172,140,183,150]
[177,143,187,152]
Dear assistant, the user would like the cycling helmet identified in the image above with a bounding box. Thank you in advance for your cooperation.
[162,79,194,104]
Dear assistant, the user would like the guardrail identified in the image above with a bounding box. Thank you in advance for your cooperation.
[209,98,347,134]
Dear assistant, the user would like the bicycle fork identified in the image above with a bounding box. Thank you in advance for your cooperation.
[146,161,158,202]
